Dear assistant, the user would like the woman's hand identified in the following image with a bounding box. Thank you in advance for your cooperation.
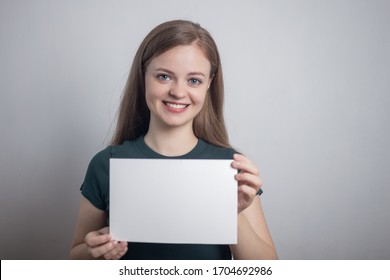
[84,227,128,259]
[232,153,262,213]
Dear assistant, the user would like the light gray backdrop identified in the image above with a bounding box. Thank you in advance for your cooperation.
[1,0,389,259]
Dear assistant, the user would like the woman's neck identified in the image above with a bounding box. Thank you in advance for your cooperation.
[144,126,198,157]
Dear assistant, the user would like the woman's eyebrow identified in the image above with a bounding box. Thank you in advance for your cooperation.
[155,68,175,75]
[188,72,206,77]
[154,68,206,77]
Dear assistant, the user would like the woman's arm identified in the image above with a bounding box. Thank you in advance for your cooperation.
[230,154,278,260]
[69,196,128,259]
[230,198,278,259]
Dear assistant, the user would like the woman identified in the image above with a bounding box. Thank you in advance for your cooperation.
[70,20,277,260]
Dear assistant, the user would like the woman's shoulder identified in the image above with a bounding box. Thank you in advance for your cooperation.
[89,137,146,164]
[199,140,237,159]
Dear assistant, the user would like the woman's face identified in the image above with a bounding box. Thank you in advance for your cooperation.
[144,44,212,131]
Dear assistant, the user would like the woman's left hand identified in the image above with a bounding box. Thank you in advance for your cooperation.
[231,153,262,213]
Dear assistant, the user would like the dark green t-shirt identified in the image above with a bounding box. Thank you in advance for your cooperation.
[81,136,251,259]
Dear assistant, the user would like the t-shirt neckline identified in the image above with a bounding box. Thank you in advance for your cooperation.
[134,135,206,159]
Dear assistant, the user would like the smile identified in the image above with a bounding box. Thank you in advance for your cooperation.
[163,101,189,109]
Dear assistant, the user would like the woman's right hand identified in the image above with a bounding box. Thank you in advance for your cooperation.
[84,227,128,259]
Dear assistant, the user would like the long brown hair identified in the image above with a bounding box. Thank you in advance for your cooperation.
[111,20,230,147]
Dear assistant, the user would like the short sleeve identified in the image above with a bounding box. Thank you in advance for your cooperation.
[80,148,111,211]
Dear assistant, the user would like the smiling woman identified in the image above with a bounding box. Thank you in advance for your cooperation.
[69,20,277,260]
[145,44,212,137]
[111,20,228,149]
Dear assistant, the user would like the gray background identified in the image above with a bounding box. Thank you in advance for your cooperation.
[1,0,389,259]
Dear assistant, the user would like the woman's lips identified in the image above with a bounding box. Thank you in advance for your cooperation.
[163,101,189,112]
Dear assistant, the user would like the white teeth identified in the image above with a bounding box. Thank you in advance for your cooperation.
[166,102,187,109]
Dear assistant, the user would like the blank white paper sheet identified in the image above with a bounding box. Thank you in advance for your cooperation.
[109,158,237,244]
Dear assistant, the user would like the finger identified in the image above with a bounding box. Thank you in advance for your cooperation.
[84,227,110,244]
[98,227,109,235]
[111,247,128,260]
[103,241,128,260]
[113,242,128,259]
[85,232,111,248]
[89,240,118,259]
[235,172,262,191]
[232,154,259,176]
[237,184,258,213]
[238,184,258,198]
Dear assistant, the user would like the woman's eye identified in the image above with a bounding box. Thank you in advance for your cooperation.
[157,74,171,81]
[189,78,201,85]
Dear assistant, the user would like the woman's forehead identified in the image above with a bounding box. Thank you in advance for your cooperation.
[147,44,211,74]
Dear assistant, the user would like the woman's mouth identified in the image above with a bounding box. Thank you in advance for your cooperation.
[163,101,189,112]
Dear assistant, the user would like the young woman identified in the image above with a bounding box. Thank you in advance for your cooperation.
[70,20,277,260]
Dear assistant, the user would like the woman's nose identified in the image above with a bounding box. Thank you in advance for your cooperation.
[169,81,187,99]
